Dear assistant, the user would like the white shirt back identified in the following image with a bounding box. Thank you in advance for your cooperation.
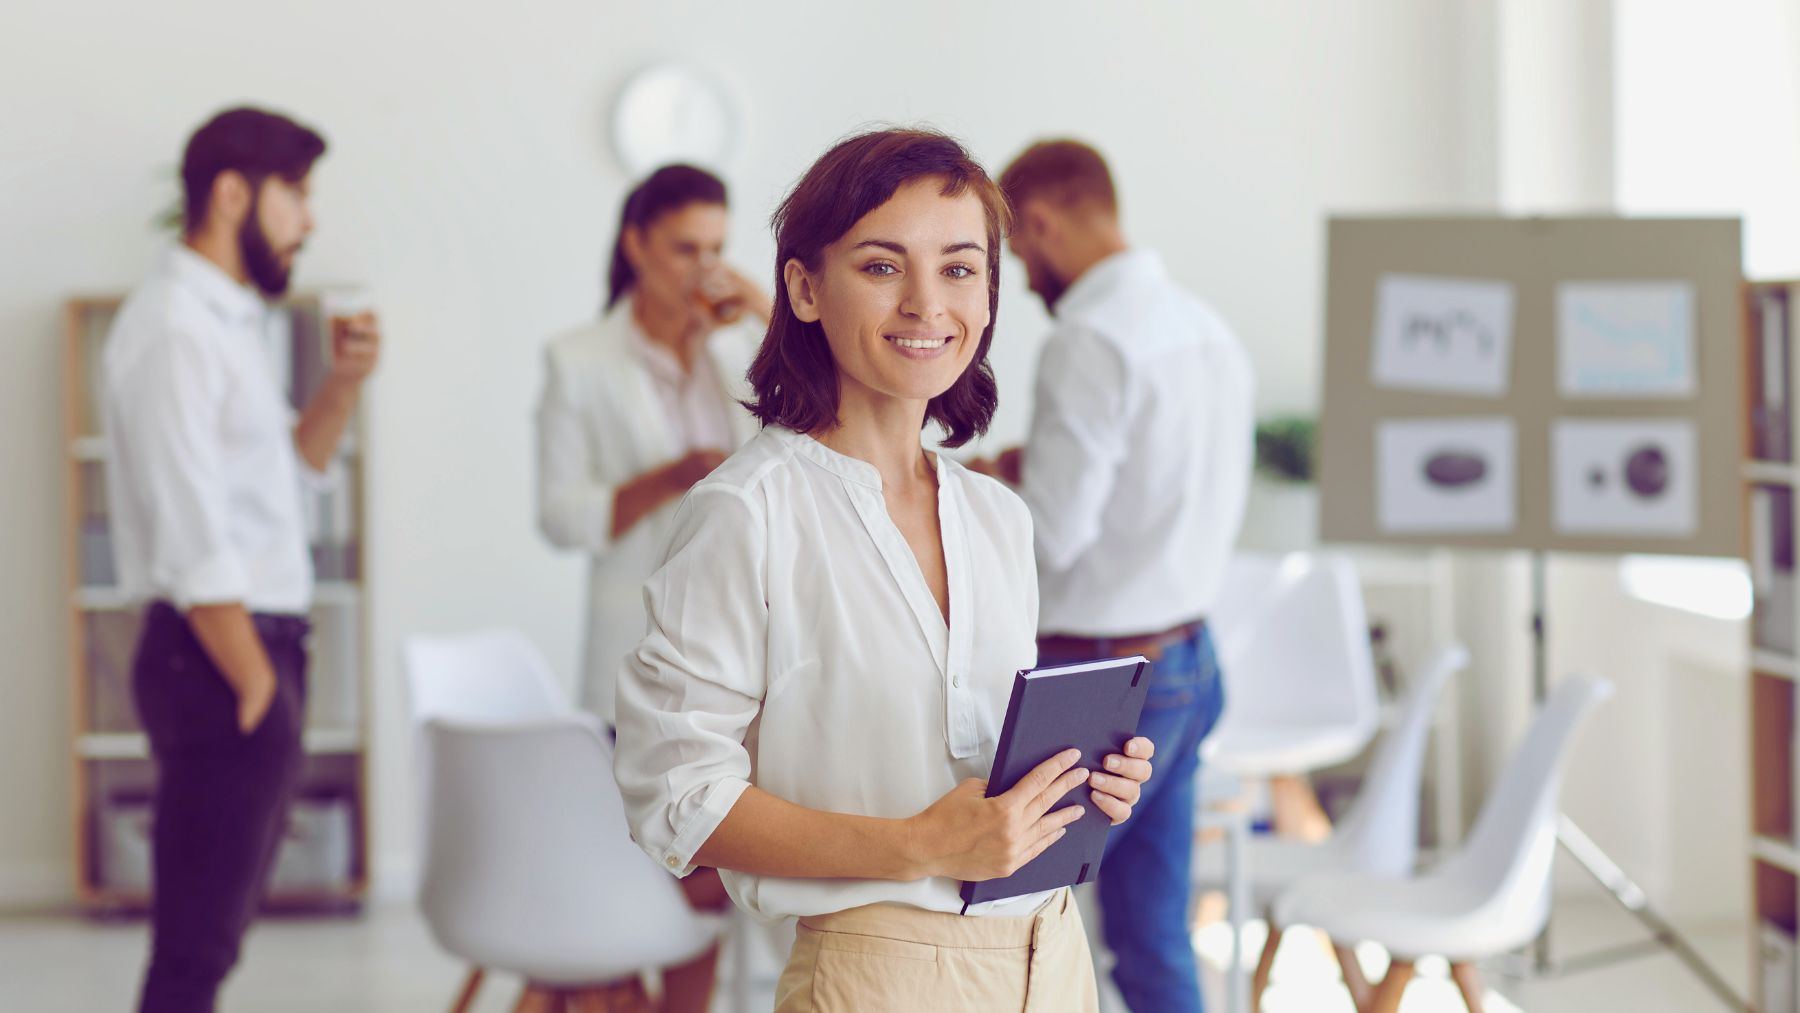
[613,426,1051,920]
[1019,249,1254,636]
[101,246,314,614]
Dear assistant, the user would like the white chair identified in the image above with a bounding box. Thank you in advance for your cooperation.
[404,631,725,1012]
[420,717,724,1011]
[1271,675,1614,1013]
[1205,553,1383,777]
[1192,643,1470,1008]
[403,629,569,725]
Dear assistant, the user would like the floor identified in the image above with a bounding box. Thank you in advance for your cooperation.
[0,895,1749,1011]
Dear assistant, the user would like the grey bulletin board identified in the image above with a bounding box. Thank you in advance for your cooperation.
[1317,216,1744,558]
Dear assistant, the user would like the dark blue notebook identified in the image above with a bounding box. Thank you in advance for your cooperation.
[960,654,1152,909]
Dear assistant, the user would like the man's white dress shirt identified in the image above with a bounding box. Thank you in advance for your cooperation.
[102,246,321,615]
[1019,249,1255,636]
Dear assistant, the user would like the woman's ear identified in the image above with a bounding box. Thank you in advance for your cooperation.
[621,224,647,272]
[783,258,821,323]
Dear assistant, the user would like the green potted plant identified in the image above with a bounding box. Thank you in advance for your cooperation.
[1254,415,1315,484]
[1243,414,1318,549]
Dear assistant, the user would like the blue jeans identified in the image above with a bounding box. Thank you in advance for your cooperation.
[1044,626,1225,1013]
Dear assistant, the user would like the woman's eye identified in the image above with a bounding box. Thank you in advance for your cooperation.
[862,262,898,277]
[944,264,977,280]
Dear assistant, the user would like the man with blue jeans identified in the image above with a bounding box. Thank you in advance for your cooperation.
[977,139,1253,1012]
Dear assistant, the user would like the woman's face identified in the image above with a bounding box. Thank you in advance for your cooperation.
[624,200,728,313]
[786,176,990,415]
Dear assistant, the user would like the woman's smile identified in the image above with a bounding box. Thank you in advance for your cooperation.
[887,330,956,358]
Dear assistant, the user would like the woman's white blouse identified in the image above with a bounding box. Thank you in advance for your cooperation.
[613,425,1051,921]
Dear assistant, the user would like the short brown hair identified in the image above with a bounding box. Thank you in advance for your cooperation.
[182,107,327,232]
[998,139,1117,214]
[746,128,1011,448]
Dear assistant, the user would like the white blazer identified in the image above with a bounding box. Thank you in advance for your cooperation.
[536,299,762,722]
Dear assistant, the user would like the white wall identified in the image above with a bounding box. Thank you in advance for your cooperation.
[1454,0,1757,935]
[0,0,1491,902]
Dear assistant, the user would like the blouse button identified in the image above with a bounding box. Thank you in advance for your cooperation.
[665,854,680,869]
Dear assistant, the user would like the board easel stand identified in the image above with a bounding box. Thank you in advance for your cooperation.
[1517,551,1746,1011]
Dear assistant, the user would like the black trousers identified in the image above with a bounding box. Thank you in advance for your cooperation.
[131,601,309,1013]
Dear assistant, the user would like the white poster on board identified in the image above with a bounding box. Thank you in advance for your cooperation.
[1557,281,1696,398]
[1371,274,1515,396]
[1377,418,1516,533]
[1552,418,1697,536]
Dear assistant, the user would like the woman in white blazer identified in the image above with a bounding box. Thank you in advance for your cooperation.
[537,165,770,724]
[536,165,770,1011]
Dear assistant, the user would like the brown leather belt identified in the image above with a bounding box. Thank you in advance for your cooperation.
[1037,618,1207,664]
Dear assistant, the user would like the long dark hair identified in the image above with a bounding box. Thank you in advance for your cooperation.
[745,128,1010,448]
[605,164,728,311]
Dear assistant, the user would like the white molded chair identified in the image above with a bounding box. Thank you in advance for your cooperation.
[1205,553,1383,777]
[1271,675,1614,1013]
[1192,644,1469,1007]
[404,631,724,1012]
[403,629,568,725]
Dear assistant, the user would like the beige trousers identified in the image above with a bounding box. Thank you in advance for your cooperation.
[773,888,1099,1012]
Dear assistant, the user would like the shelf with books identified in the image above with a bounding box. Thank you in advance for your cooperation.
[1749,462,1800,485]
[63,291,370,916]
[77,728,361,760]
[1749,279,1800,1012]
[1758,836,1800,875]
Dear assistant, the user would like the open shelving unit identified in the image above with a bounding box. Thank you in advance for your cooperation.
[1747,279,1800,1011]
[63,289,370,914]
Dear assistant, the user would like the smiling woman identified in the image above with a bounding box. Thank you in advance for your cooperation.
[746,128,1008,447]
[611,129,1154,1013]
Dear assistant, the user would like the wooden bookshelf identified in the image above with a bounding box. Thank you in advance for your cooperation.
[1747,279,1800,1010]
[63,291,371,915]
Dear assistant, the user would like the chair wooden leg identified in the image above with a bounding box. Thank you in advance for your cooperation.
[565,979,654,1012]
[1251,924,1282,1009]
[1331,940,1372,1010]
[512,985,565,1013]
[1363,959,1414,1013]
[449,967,485,1013]
[1450,961,1486,1013]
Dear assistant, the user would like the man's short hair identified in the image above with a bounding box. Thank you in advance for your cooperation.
[181,107,327,232]
[999,139,1117,215]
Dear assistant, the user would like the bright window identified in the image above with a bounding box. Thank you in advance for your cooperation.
[1615,0,1800,277]
[1618,554,1752,621]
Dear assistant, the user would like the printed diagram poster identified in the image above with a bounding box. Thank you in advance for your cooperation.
[1371,274,1515,396]
[1557,281,1696,398]
[1552,418,1697,536]
[1377,418,1516,533]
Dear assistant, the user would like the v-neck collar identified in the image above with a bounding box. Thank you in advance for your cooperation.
[773,428,962,660]
[767,426,982,760]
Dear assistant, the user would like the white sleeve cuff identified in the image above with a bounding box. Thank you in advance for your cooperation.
[168,549,253,609]
[296,452,345,493]
[657,775,751,878]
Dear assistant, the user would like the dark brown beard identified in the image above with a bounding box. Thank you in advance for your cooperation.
[238,194,293,298]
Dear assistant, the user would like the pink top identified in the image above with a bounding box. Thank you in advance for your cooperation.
[627,323,738,454]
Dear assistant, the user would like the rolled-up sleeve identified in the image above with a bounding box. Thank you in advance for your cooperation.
[535,346,621,553]
[613,483,767,877]
[112,328,249,608]
[1019,327,1131,574]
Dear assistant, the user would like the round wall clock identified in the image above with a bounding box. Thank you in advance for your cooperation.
[611,62,739,176]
